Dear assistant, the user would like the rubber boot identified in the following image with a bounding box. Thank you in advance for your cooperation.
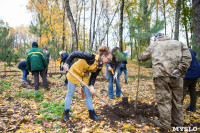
[63,109,70,121]
[88,110,101,120]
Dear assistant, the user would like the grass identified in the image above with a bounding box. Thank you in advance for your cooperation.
[0,79,11,91]
[39,101,65,120]
[14,89,44,102]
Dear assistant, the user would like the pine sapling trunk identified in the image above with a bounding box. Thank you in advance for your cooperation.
[135,37,141,112]
[4,62,6,76]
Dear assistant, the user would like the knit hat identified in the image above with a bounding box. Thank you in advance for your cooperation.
[154,33,164,41]
[32,42,38,48]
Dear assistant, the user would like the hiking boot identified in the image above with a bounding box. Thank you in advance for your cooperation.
[125,81,128,84]
[89,110,101,120]
[153,120,170,132]
[186,106,196,112]
[152,120,162,127]
[63,109,70,121]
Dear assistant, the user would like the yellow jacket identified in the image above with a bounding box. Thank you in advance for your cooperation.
[67,54,102,85]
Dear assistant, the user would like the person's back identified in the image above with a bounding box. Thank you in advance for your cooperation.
[27,43,47,72]
[140,35,191,78]
[26,42,49,90]
[138,33,192,131]
[18,61,27,70]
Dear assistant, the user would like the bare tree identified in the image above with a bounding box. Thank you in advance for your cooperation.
[119,0,124,51]
[193,0,200,57]
[65,0,78,51]
[174,0,181,40]
[89,0,94,49]
[83,0,86,51]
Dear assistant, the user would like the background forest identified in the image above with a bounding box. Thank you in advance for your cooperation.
[1,0,200,64]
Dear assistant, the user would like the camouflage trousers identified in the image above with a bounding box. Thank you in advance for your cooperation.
[154,77,184,129]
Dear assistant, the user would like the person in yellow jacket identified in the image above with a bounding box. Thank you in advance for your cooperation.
[63,46,112,121]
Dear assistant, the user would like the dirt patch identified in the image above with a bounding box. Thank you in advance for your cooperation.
[99,101,159,128]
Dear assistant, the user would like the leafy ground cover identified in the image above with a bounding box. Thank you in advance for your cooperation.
[0,60,199,132]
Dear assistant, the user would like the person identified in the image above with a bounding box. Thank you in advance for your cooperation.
[43,47,50,65]
[43,47,50,74]
[59,51,69,86]
[119,51,128,84]
[138,33,192,131]
[182,49,200,112]
[26,42,49,91]
[62,46,112,121]
[18,61,29,83]
[106,47,122,99]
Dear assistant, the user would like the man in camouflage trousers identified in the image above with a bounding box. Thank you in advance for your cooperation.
[138,33,192,131]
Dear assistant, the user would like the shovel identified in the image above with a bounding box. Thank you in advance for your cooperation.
[68,70,125,118]
[114,78,128,105]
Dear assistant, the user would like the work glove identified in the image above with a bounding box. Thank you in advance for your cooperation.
[63,63,69,71]
[113,72,118,80]
[108,66,114,74]
[171,69,180,78]
[89,85,95,94]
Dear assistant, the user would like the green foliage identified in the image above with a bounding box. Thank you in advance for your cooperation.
[113,50,126,62]
[132,75,136,81]
[39,101,65,120]
[128,0,164,52]
[14,89,44,102]
[18,41,32,59]
[0,26,20,66]
[29,9,50,46]
[0,79,11,91]
[48,39,62,61]
[139,59,152,68]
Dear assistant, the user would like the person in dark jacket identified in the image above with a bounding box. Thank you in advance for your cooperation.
[106,47,122,99]
[18,61,29,83]
[26,42,49,91]
[182,49,200,112]
[59,51,69,86]
[62,46,112,121]
[119,51,128,84]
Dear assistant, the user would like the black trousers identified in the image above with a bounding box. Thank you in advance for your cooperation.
[182,79,197,108]
[32,70,49,90]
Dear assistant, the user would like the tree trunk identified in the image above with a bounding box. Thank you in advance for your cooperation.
[144,0,149,47]
[163,0,166,35]
[182,1,189,47]
[174,0,181,40]
[119,0,124,52]
[65,0,78,51]
[83,0,85,51]
[193,0,200,57]
[89,0,93,49]
[62,0,66,50]
[91,0,97,50]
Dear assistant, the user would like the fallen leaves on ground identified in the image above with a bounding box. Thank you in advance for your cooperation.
[0,60,200,132]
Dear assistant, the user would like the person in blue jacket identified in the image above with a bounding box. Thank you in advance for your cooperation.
[18,61,29,83]
[119,51,128,84]
[59,51,69,86]
[182,49,200,112]
[106,47,122,99]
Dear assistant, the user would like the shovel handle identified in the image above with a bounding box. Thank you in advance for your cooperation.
[68,70,113,108]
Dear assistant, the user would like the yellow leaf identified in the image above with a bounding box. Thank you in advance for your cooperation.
[15,129,25,133]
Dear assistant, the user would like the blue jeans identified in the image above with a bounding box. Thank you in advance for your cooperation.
[22,69,29,83]
[108,75,121,99]
[119,68,127,82]
[65,81,94,110]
